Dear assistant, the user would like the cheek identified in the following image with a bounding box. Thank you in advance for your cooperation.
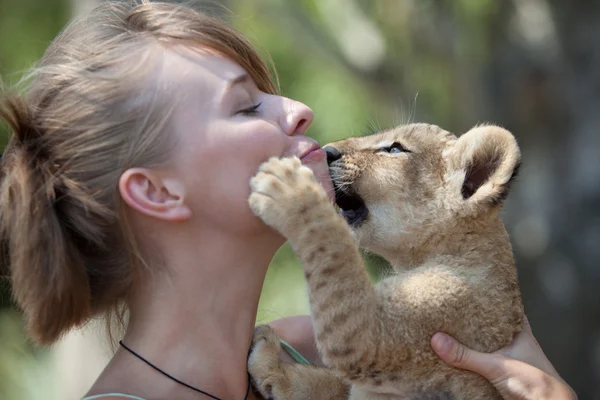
[248,130,287,164]
[229,126,287,188]
[357,170,399,203]
[195,122,285,175]
[185,124,287,224]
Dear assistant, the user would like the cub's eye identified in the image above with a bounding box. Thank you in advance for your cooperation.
[379,142,409,154]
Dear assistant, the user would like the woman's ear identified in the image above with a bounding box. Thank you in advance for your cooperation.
[119,168,192,222]
[445,125,521,208]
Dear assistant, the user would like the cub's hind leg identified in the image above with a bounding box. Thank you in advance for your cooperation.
[248,325,349,400]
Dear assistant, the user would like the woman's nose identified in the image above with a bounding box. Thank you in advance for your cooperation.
[281,98,314,136]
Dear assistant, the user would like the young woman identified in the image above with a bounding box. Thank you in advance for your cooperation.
[0,1,574,399]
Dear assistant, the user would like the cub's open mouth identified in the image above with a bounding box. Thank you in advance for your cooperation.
[335,189,368,226]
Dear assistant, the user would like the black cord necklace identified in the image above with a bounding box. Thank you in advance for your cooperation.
[119,340,251,400]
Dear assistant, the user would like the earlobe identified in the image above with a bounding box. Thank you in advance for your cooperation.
[119,168,192,222]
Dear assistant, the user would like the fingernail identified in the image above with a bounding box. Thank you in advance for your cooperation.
[432,333,452,354]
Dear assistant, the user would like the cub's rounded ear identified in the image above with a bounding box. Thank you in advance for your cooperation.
[445,125,521,208]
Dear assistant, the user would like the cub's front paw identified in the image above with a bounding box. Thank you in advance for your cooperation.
[248,325,291,399]
[249,157,330,237]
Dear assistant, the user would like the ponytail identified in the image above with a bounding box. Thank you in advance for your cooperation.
[0,95,93,344]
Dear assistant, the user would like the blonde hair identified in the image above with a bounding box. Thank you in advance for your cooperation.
[0,0,278,345]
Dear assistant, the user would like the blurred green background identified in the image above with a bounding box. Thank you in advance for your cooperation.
[1,0,599,398]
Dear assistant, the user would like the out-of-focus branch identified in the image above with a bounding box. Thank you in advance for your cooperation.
[71,0,103,16]
[257,1,411,107]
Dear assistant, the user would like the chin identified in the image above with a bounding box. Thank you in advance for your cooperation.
[253,219,287,244]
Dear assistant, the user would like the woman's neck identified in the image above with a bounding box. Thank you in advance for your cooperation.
[90,228,281,400]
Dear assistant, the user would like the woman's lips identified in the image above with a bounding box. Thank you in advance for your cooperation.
[300,148,326,163]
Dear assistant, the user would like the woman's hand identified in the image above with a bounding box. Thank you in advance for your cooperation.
[431,316,577,400]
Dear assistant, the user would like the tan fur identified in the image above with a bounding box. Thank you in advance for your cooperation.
[248,123,524,399]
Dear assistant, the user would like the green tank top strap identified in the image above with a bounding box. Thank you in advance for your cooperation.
[82,394,146,400]
[279,339,312,365]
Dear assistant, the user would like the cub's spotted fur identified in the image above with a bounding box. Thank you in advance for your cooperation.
[248,123,524,400]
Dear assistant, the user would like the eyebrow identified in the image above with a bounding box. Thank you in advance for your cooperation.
[226,73,250,89]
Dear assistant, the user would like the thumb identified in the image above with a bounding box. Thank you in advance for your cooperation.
[431,333,500,380]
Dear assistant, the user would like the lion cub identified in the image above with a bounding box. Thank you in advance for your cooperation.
[248,123,524,400]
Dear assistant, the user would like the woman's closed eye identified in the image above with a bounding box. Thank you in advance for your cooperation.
[238,102,262,116]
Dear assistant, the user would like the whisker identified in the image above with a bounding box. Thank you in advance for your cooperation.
[393,96,406,126]
[408,92,419,124]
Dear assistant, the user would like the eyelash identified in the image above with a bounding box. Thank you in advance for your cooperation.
[239,102,262,116]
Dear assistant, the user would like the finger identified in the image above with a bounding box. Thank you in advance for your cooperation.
[488,359,577,400]
[431,333,502,380]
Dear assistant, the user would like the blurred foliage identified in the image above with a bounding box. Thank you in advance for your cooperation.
[1,0,599,399]
[0,311,56,400]
[0,0,70,85]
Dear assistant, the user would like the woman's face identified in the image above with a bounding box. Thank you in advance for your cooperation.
[163,47,334,236]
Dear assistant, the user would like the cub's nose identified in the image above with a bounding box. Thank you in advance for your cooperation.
[325,146,342,165]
